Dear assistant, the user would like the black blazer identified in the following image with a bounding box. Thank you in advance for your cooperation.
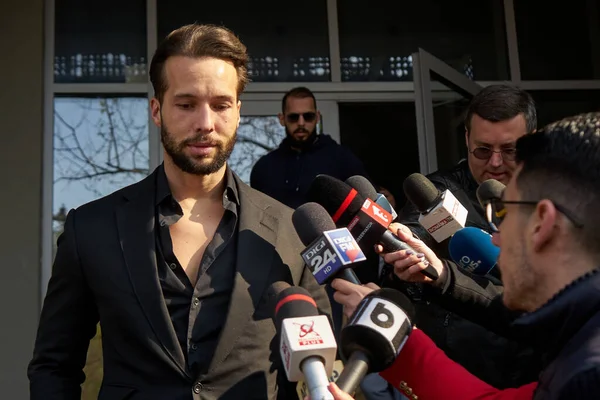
[28,167,331,400]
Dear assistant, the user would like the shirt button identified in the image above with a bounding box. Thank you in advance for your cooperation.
[193,382,203,394]
[169,263,177,270]
[192,297,200,307]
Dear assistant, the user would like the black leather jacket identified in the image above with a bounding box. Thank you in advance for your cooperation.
[391,160,540,388]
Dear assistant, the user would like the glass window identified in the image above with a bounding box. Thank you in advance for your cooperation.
[339,102,420,208]
[157,0,331,82]
[230,116,285,183]
[529,90,600,127]
[54,0,147,83]
[515,0,599,80]
[53,96,149,247]
[53,95,149,400]
[337,0,508,81]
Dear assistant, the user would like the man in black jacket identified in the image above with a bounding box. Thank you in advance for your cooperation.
[28,24,330,400]
[394,84,539,388]
[250,86,369,210]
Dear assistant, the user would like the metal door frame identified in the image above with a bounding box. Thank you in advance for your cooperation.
[413,48,484,174]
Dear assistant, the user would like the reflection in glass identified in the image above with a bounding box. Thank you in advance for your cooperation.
[157,0,330,82]
[515,0,598,80]
[229,116,285,183]
[337,0,507,81]
[432,92,471,172]
[52,96,149,400]
[53,97,149,243]
[54,0,147,83]
[529,90,600,126]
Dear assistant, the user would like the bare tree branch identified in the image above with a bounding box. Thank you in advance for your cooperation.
[53,101,285,225]
[236,134,276,152]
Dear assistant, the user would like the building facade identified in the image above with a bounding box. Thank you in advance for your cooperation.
[1,0,600,398]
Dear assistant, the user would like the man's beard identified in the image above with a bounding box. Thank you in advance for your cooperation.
[286,126,317,150]
[161,122,236,175]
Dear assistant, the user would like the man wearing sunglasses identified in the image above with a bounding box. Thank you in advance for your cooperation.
[390,84,539,389]
[250,86,369,210]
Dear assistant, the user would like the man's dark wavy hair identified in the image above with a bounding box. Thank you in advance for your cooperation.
[515,112,600,253]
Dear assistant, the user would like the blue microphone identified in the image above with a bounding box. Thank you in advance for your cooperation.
[448,227,499,275]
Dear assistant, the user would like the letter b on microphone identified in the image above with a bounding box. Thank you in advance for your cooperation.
[370,302,395,328]
[340,289,415,373]
[349,297,408,351]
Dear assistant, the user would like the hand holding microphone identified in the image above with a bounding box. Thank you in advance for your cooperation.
[307,175,439,281]
[331,279,381,319]
[335,289,416,395]
[303,382,354,400]
[377,223,447,284]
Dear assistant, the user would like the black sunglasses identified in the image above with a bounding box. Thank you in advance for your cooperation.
[470,147,517,161]
[485,198,584,233]
[286,112,317,123]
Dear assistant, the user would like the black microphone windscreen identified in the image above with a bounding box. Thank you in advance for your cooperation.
[476,179,505,207]
[307,175,366,226]
[274,286,319,331]
[346,176,378,200]
[403,173,440,213]
[292,202,336,246]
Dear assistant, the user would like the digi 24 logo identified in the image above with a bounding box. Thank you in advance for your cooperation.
[301,228,366,282]
[302,238,340,275]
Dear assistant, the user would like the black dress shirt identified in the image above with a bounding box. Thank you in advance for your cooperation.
[154,165,239,377]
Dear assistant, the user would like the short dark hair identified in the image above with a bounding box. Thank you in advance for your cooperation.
[515,112,600,255]
[150,24,249,102]
[465,84,537,134]
[281,87,317,113]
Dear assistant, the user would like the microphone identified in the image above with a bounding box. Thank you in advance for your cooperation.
[476,179,506,229]
[476,179,506,231]
[345,175,397,220]
[335,288,416,394]
[293,202,367,285]
[448,227,499,276]
[476,179,505,207]
[403,173,468,243]
[307,175,439,280]
[274,286,338,400]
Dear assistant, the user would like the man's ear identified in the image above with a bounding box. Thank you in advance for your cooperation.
[278,112,285,127]
[530,199,559,252]
[150,97,161,128]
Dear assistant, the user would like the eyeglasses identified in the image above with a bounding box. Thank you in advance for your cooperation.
[470,147,517,161]
[485,198,584,233]
[286,112,317,123]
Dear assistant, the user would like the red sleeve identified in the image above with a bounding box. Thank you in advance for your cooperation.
[379,329,538,400]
